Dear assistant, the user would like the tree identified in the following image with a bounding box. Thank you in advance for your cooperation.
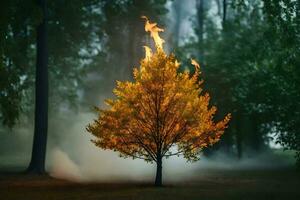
[171,0,184,48]
[0,0,101,130]
[176,0,278,159]
[196,0,204,47]
[1,0,104,171]
[27,0,48,174]
[262,0,300,167]
[87,17,231,186]
[26,0,100,174]
[0,0,37,127]
[223,0,227,28]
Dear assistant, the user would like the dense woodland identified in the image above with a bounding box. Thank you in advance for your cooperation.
[0,0,299,174]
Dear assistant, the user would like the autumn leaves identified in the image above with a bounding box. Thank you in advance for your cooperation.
[86,17,231,186]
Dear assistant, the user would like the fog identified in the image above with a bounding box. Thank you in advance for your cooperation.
[47,112,292,183]
[47,111,200,183]
[45,112,293,183]
[0,0,296,184]
[0,106,294,183]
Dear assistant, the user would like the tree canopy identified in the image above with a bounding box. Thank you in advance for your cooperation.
[87,17,230,186]
[176,0,300,165]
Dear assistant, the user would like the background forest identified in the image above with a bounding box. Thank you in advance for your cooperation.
[0,0,299,177]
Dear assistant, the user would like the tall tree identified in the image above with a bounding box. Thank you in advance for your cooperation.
[0,1,37,127]
[87,17,231,186]
[172,0,183,48]
[1,0,101,127]
[177,0,275,159]
[223,0,227,28]
[196,0,204,48]
[1,0,104,171]
[262,0,300,166]
[27,0,48,174]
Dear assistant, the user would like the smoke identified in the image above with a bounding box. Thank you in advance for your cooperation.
[0,108,295,183]
[166,0,197,47]
[45,111,294,183]
[0,1,295,183]
[46,111,201,183]
[49,148,82,181]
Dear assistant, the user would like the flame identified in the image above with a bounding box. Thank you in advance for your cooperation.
[143,46,152,60]
[141,16,201,77]
[175,60,181,68]
[191,59,200,71]
[141,16,165,51]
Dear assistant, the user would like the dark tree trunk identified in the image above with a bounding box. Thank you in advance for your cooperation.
[173,0,183,48]
[155,155,162,187]
[236,113,243,159]
[196,0,205,62]
[223,0,227,28]
[27,0,48,174]
[250,115,263,152]
[196,0,204,46]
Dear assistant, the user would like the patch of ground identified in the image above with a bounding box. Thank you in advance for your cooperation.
[0,168,299,200]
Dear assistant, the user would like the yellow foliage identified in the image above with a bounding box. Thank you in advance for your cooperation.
[87,17,231,162]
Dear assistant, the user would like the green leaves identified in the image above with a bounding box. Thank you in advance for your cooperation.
[176,0,300,166]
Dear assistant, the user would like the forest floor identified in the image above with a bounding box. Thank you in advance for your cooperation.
[0,167,300,200]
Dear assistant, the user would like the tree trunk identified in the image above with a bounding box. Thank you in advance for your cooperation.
[250,115,263,152]
[236,113,243,159]
[196,0,204,46]
[154,155,162,187]
[222,0,227,29]
[196,0,204,61]
[173,0,183,48]
[27,0,48,174]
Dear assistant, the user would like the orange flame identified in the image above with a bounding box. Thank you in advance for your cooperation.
[141,16,165,51]
[143,46,152,60]
[175,60,181,68]
[191,59,200,71]
[141,16,201,75]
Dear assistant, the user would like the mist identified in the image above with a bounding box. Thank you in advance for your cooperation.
[1,105,293,184]
[49,112,293,182]
[46,111,200,183]
[1,0,300,199]
[45,111,293,183]
[0,0,297,185]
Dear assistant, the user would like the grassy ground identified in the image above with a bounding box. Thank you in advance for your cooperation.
[0,168,299,200]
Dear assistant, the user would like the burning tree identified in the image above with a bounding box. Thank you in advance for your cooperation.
[87,17,231,186]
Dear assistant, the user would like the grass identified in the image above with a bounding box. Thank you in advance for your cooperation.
[0,167,300,200]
